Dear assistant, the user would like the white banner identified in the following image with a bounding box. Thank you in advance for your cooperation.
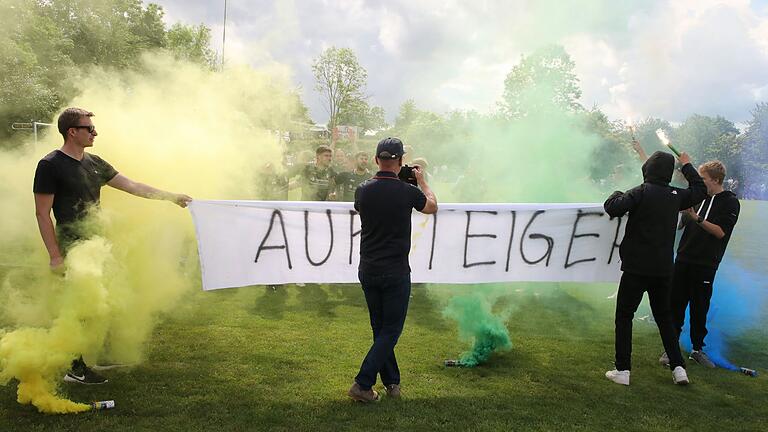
[189,200,626,290]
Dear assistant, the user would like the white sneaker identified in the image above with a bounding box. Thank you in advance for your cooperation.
[659,352,670,367]
[605,369,630,386]
[672,366,689,385]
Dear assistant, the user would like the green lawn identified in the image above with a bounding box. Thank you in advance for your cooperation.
[1,282,766,432]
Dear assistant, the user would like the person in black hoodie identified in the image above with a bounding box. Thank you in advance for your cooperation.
[662,160,739,369]
[603,150,707,386]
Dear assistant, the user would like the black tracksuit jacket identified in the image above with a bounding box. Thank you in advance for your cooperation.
[604,151,708,277]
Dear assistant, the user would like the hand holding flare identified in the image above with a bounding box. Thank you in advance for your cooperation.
[655,128,682,157]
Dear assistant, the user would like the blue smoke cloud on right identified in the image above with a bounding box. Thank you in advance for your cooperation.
[677,200,767,373]
[679,261,766,372]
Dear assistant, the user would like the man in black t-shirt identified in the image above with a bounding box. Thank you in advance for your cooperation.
[33,107,192,385]
[335,151,371,202]
[347,138,437,403]
[663,160,740,369]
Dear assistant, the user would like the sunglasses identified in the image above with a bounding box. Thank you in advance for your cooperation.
[72,125,96,134]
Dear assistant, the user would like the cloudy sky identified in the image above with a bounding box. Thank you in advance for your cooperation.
[156,0,768,124]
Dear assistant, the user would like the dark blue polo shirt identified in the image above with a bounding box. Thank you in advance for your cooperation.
[354,170,427,275]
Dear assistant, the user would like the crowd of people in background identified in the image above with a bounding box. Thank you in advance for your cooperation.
[256,142,439,203]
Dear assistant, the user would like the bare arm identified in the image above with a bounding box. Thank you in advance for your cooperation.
[630,138,648,162]
[414,165,438,214]
[107,174,192,207]
[34,193,63,269]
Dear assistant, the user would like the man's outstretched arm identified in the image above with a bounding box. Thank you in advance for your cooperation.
[107,174,192,207]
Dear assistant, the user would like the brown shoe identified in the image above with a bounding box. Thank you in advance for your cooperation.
[384,384,401,398]
[347,382,380,403]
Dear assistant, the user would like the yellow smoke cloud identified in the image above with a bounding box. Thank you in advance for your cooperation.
[0,52,300,413]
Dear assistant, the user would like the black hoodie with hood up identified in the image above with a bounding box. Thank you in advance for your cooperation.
[604,151,707,277]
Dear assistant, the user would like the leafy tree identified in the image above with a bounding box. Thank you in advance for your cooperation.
[500,45,583,118]
[0,0,69,142]
[167,23,217,70]
[41,0,167,68]
[311,47,367,129]
[385,100,472,168]
[671,114,742,192]
[0,0,221,146]
[336,98,386,132]
[673,114,739,161]
[740,103,768,199]
[583,108,632,182]
[393,99,419,130]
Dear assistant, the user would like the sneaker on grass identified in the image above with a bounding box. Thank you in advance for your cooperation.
[347,382,380,403]
[672,366,689,385]
[384,384,401,399]
[64,366,108,385]
[689,350,716,368]
[605,369,630,386]
[659,352,670,367]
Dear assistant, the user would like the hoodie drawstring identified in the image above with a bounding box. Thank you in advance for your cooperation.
[696,195,716,221]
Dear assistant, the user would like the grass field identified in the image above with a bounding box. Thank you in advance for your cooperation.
[3,202,767,431]
[1,279,765,432]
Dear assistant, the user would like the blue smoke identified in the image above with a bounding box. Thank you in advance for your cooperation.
[679,260,767,371]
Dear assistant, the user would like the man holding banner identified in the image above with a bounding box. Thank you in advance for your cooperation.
[347,137,437,402]
[33,107,192,385]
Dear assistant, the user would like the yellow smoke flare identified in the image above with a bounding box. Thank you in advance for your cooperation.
[17,374,90,414]
[0,52,299,413]
[0,237,111,413]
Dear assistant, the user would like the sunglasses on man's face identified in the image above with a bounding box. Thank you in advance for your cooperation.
[72,125,96,134]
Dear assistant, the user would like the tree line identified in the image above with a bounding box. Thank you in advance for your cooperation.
[0,0,216,144]
[312,44,767,200]
[1,2,765,199]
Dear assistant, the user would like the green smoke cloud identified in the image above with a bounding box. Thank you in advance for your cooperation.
[443,291,512,367]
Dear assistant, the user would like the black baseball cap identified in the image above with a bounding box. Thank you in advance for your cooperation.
[376,137,405,159]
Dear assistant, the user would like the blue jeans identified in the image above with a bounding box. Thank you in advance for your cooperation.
[355,271,411,390]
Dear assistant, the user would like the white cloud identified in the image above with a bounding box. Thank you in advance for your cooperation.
[597,0,768,121]
[155,0,768,123]
[378,9,406,55]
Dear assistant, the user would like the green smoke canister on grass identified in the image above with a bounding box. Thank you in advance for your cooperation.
[443,293,512,367]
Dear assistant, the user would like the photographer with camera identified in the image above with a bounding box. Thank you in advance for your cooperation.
[347,137,437,402]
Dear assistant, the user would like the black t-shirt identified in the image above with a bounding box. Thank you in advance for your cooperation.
[676,190,740,270]
[336,170,371,202]
[354,171,427,275]
[33,150,118,225]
